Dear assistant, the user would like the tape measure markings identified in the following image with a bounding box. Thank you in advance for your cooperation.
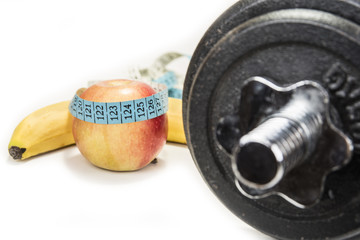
[84,100,95,123]
[76,97,84,121]
[69,86,168,124]
[147,94,157,119]
[134,98,147,122]
[106,102,121,124]
[93,102,107,124]
[120,100,134,124]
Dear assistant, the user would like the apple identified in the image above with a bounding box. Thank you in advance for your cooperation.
[72,79,168,171]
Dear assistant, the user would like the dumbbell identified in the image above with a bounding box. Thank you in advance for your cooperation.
[183,0,360,239]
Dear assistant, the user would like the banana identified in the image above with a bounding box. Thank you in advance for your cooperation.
[8,95,186,160]
[167,97,186,144]
[8,101,75,160]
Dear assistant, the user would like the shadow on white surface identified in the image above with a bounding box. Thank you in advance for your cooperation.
[62,146,168,185]
[6,155,30,165]
[6,146,69,166]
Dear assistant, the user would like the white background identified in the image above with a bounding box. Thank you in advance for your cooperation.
[0,1,271,239]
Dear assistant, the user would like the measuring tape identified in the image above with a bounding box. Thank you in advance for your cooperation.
[129,52,190,99]
[69,83,168,124]
[69,52,188,124]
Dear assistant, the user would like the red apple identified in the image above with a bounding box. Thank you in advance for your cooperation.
[72,79,168,171]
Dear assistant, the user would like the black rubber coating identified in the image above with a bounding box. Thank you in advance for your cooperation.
[183,0,360,239]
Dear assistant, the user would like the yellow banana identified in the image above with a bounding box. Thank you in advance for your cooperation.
[8,96,186,160]
[167,97,186,144]
[8,101,75,160]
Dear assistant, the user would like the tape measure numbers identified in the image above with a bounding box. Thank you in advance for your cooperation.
[69,85,168,124]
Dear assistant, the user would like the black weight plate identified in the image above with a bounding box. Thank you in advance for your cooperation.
[183,0,360,132]
[184,1,360,239]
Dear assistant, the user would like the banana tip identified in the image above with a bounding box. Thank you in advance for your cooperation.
[9,146,26,160]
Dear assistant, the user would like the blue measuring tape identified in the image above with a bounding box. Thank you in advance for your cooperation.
[69,84,168,124]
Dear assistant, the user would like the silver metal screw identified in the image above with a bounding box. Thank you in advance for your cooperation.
[215,76,353,207]
[232,83,326,191]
